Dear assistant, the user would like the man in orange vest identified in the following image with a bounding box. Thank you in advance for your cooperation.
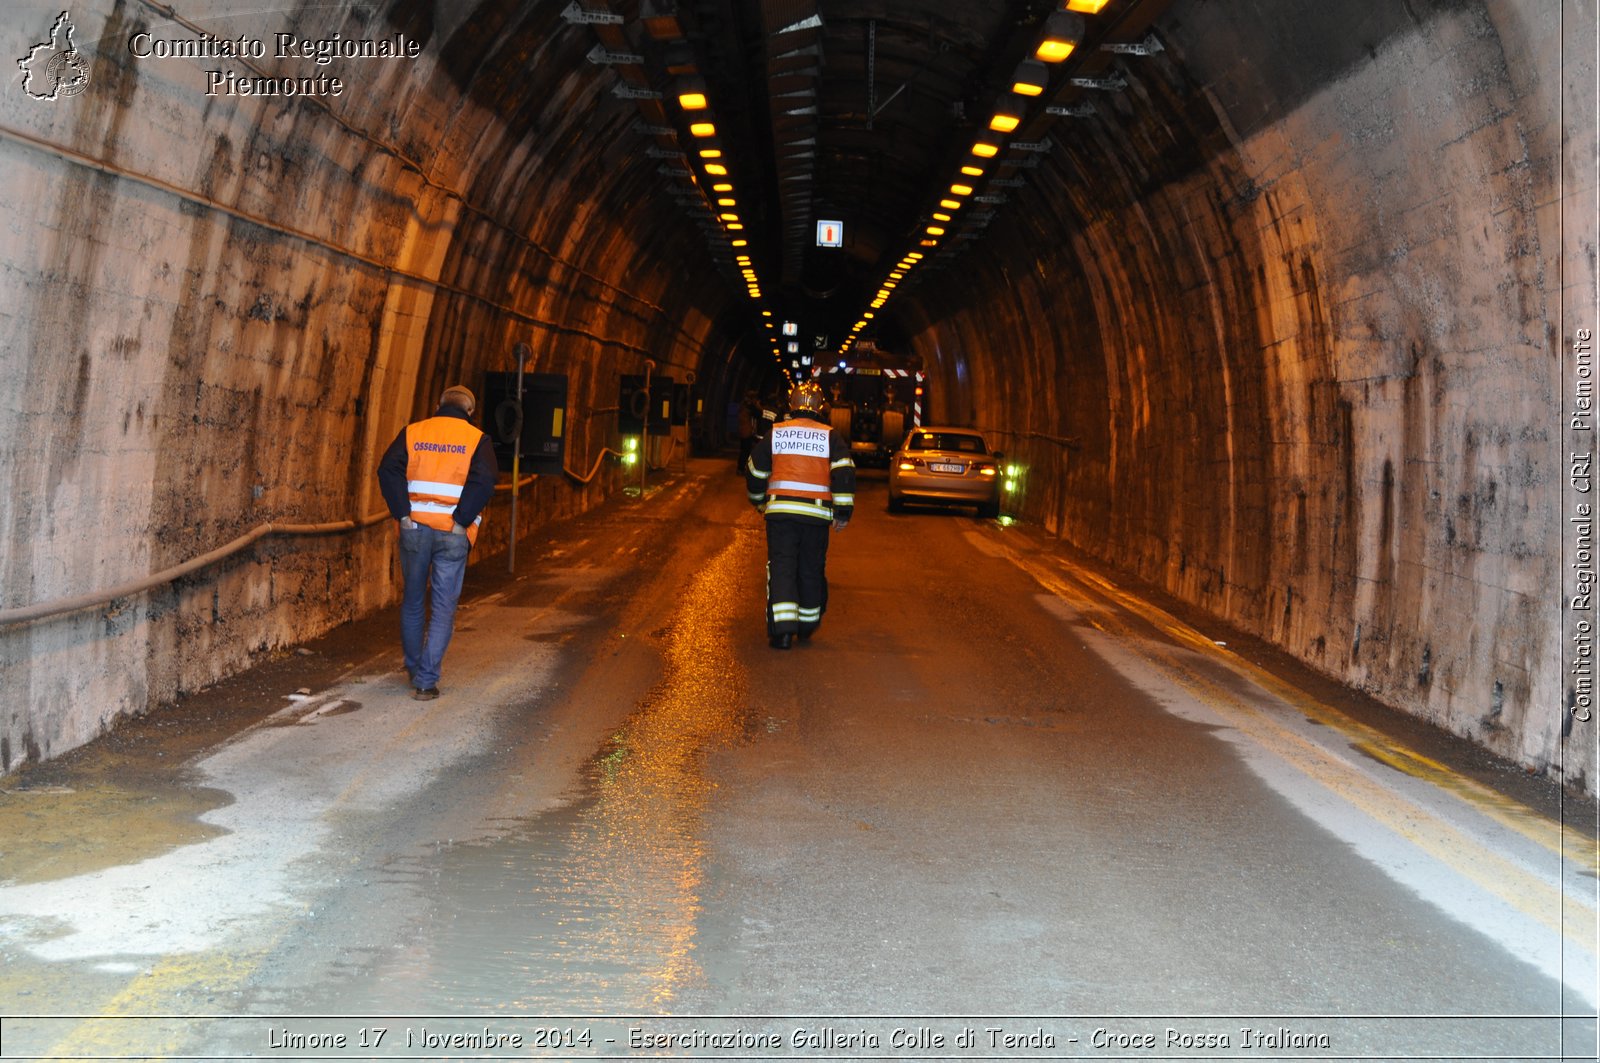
[377,384,498,699]
[745,381,855,649]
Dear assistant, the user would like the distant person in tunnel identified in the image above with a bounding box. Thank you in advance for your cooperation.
[745,381,855,649]
[377,384,498,700]
[736,389,761,474]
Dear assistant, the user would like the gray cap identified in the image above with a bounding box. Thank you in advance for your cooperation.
[440,385,475,413]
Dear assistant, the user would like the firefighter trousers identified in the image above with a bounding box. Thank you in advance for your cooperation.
[764,516,830,637]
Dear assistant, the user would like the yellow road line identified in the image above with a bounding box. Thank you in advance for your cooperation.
[1062,558,1599,872]
[1001,543,1598,951]
[40,948,271,1058]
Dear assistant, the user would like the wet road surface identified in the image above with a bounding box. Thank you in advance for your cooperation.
[0,457,1596,1060]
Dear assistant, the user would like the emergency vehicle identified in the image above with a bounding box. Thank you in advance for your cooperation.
[811,342,928,468]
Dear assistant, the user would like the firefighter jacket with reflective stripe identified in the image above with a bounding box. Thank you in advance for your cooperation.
[745,415,855,523]
[377,407,499,546]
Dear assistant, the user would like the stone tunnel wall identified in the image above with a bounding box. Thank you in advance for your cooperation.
[904,0,1596,791]
[0,0,729,773]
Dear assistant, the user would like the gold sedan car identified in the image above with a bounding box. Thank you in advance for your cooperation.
[887,427,1002,518]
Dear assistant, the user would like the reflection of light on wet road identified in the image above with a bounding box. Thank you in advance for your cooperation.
[311,532,756,1014]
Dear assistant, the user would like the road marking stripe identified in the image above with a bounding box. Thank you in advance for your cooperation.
[42,949,271,1057]
[1059,556,1598,872]
[995,541,1597,955]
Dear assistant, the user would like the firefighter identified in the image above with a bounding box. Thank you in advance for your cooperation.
[745,380,855,649]
[757,390,780,438]
[736,389,761,474]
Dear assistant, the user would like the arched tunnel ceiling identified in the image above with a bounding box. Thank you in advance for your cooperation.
[386,0,1440,392]
[497,0,1176,378]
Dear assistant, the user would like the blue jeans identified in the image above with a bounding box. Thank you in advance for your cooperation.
[398,523,471,689]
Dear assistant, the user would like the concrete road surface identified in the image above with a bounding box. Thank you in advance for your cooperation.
[1,458,1595,1061]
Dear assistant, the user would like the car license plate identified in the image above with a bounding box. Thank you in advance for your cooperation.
[930,462,964,473]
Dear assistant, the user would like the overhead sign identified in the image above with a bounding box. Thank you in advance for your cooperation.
[816,220,843,247]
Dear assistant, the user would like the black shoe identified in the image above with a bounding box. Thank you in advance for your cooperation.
[412,686,440,701]
[768,633,793,650]
[797,627,816,642]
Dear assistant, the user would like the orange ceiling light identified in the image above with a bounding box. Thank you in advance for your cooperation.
[1036,12,1085,62]
[704,162,728,175]
[1065,0,1112,13]
[960,164,985,177]
[989,109,1022,133]
[971,140,1000,158]
[1011,59,1049,96]
[676,76,709,110]
[950,182,974,196]
[689,120,717,137]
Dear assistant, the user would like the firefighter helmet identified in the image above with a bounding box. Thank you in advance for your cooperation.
[788,381,826,414]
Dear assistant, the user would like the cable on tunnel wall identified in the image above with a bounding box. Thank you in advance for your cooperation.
[561,448,630,485]
[496,446,627,488]
[0,122,674,363]
[648,433,680,471]
[0,102,710,634]
[131,0,697,340]
[1,441,632,629]
[0,512,393,629]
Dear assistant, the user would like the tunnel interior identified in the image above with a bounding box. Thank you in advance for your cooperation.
[0,0,1592,792]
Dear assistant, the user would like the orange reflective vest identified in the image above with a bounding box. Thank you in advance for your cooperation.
[767,419,834,508]
[405,416,486,545]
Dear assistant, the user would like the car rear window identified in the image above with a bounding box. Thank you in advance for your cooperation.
[909,432,986,453]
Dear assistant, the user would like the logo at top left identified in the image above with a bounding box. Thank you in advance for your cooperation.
[18,11,93,101]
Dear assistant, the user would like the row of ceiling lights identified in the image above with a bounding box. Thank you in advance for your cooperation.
[839,0,1114,357]
[673,79,756,291]
[564,1,791,378]
[671,75,802,381]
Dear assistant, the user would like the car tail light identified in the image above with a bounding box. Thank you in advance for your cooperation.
[975,463,998,476]
[897,458,923,471]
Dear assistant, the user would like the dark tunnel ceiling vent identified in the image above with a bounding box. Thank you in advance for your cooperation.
[762,0,826,290]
